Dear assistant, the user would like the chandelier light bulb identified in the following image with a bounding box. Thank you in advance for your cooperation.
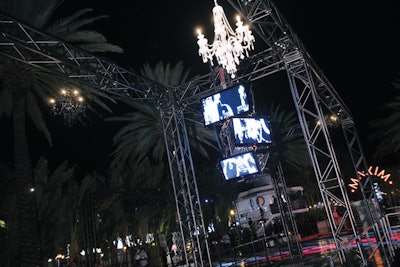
[197,0,255,78]
[50,88,86,127]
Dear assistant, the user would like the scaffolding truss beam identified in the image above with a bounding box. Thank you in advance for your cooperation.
[0,0,394,265]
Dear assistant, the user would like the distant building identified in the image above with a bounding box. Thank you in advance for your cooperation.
[234,175,308,237]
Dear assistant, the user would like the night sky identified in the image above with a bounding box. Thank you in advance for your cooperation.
[65,0,400,164]
[62,1,400,122]
[2,1,400,173]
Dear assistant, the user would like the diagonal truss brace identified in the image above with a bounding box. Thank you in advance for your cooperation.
[0,12,162,100]
[228,0,393,265]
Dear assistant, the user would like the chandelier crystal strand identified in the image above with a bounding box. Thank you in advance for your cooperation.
[197,0,255,78]
[49,88,86,127]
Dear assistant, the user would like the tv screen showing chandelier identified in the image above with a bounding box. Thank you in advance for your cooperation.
[201,83,250,127]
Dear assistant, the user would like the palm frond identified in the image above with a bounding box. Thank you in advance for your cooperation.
[0,85,12,116]
[369,84,400,160]
[47,9,105,34]
[0,0,60,28]
[26,89,53,146]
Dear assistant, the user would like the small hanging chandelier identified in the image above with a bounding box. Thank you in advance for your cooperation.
[197,0,255,78]
[49,88,86,127]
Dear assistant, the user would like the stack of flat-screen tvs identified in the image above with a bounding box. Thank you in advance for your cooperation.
[200,83,273,181]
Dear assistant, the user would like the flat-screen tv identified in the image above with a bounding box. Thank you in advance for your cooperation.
[231,117,272,146]
[219,151,260,180]
[201,83,250,127]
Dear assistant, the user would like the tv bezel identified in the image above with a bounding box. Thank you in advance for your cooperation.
[219,151,260,181]
[200,83,251,127]
[230,116,272,146]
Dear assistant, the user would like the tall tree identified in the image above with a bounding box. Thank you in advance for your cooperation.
[107,61,217,172]
[369,75,400,165]
[34,158,97,265]
[139,61,191,87]
[257,103,316,203]
[257,104,311,171]
[106,61,218,240]
[0,1,123,265]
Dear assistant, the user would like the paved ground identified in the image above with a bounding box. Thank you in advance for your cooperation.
[212,233,392,267]
[213,248,337,267]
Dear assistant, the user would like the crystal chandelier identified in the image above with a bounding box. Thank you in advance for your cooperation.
[197,0,255,78]
[49,88,86,127]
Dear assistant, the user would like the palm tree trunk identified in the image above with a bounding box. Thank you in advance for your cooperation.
[12,82,42,266]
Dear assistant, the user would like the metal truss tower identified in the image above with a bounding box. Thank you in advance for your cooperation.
[0,0,395,266]
[225,0,394,265]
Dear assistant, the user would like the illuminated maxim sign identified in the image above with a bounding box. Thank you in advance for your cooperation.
[349,166,393,193]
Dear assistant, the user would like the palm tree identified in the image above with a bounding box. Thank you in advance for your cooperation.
[139,61,191,87]
[258,104,311,171]
[368,75,400,165]
[106,61,219,242]
[33,157,130,266]
[257,103,317,203]
[107,60,217,171]
[0,160,18,266]
[34,158,95,265]
[0,1,123,265]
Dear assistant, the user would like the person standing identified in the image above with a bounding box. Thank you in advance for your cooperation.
[237,84,249,112]
[224,159,237,180]
[114,236,124,267]
[138,247,149,267]
[222,231,232,257]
